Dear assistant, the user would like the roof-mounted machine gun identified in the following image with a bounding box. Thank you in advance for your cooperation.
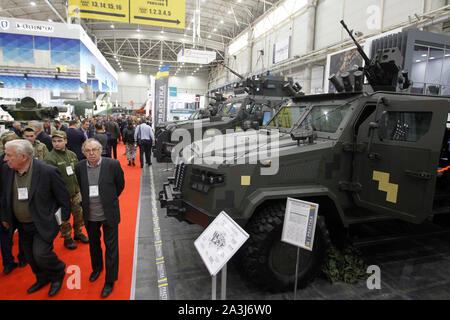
[333,20,411,93]
[219,62,303,97]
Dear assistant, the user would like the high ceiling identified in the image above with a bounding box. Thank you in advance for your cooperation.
[0,0,282,75]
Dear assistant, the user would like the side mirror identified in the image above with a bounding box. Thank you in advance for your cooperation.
[243,120,252,131]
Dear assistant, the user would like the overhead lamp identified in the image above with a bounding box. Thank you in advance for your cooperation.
[213,28,217,32]
[111,24,115,29]
[220,20,224,24]
[48,19,53,22]
[208,35,211,39]
[30,1,36,6]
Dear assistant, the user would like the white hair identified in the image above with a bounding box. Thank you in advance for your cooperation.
[5,139,34,158]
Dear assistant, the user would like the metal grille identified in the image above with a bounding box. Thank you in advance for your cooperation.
[174,163,186,191]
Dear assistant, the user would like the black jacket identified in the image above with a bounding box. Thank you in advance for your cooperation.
[36,131,53,152]
[75,157,125,227]
[0,159,71,243]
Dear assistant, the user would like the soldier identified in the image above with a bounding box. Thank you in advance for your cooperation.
[22,126,49,161]
[43,131,89,250]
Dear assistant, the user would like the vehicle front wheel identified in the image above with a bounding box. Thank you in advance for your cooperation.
[238,201,330,292]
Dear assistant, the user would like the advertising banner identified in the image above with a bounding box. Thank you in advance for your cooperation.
[154,66,170,127]
[273,36,291,64]
[177,48,216,64]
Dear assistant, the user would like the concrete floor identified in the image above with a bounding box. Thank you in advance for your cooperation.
[132,158,450,300]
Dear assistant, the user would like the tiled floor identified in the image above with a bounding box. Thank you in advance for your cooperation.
[133,159,450,300]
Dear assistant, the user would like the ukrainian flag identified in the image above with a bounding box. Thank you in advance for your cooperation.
[156,65,170,79]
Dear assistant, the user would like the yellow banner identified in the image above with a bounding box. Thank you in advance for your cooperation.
[130,0,185,29]
[68,0,129,23]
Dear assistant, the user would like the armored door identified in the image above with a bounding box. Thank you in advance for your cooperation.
[352,96,448,224]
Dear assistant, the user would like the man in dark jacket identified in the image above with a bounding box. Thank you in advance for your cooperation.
[104,117,121,159]
[1,139,71,297]
[66,120,86,161]
[75,138,124,298]
[29,121,52,152]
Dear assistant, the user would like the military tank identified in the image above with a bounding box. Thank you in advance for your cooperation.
[160,21,450,292]
[1,96,67,123]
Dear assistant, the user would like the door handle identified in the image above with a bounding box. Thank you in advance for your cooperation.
[404,170,432,180]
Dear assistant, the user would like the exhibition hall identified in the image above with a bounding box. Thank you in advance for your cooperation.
[0,0,450,304]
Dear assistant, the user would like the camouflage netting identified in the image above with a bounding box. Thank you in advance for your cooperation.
[321,244,369,284]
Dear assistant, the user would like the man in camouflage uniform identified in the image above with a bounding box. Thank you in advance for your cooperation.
[22,126,49,160]
[43,131,89,249]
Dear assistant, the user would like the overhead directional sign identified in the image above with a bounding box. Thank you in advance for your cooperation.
[130,0,185,29]
[68,0,185,29]
[68,0,130,23]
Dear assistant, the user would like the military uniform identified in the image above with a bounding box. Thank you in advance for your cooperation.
[32,140,49,160]
[43,131,88,248]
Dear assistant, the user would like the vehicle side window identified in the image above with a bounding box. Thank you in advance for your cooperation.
[385,112,432,142]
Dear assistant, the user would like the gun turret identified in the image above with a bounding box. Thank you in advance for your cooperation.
[340,20,409,92]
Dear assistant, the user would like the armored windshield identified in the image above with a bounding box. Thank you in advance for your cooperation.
[221,102,242,117]
[266,105,307,130]
[297,104,351,134]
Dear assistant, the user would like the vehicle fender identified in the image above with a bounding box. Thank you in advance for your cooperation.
[242,185,346,223]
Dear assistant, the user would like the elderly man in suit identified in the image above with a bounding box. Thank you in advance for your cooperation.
[75,138,124,298]
[1,139,71,297]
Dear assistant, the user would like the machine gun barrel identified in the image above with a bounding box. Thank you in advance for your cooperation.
[219,62,245,80]
[340,20,371,66]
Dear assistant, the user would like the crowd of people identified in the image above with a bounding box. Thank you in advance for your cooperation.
[0,114,154,298]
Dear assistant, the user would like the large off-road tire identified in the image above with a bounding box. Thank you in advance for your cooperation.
[238,201,330,292]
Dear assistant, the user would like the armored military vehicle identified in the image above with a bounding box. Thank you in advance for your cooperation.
[0,97,67,129]
[154,75,301,163]
[160,20,450,292]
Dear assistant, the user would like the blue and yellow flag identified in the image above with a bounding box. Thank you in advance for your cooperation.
[156,65,170,80]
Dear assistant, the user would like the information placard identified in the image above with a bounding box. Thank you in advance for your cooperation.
[281,198,318,251]
[130,0,185,29]
[68,0,130,23]
[194,211,249,277]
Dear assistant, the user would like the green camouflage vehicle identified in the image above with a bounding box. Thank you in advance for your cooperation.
[160,21,450,291]
[154,76,300,163]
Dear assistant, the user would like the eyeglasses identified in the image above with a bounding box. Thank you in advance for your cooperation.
[84,148,100,153]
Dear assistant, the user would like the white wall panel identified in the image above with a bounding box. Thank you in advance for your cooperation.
[315,0,344,49]
[383,0,423,28]
[292,13,307,57]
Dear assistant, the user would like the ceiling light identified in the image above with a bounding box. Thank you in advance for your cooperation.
[161,30,164,34]
[220,20,224,24]
[111,24,115,29]
[445,54,450,57]
[208,35,211,39]
[228,10,232,14]
[213,28,217,32]
[421,54,427,57]
[30,1,36,6]
[137,28,141,32]
[429,57,435,60]
[48,19,53,22]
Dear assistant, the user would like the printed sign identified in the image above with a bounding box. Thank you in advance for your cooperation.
[68,0,130,23]
[281,198,318,251]
[194,211,249,276]
[130,0,185,29]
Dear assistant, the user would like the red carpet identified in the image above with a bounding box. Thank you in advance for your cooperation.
[0,143,141,300]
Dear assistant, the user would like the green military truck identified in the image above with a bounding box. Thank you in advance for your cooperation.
[160,21,450,291]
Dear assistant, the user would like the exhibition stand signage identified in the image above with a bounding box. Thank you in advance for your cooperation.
[194,211,249,300]
[281,198,318,299]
